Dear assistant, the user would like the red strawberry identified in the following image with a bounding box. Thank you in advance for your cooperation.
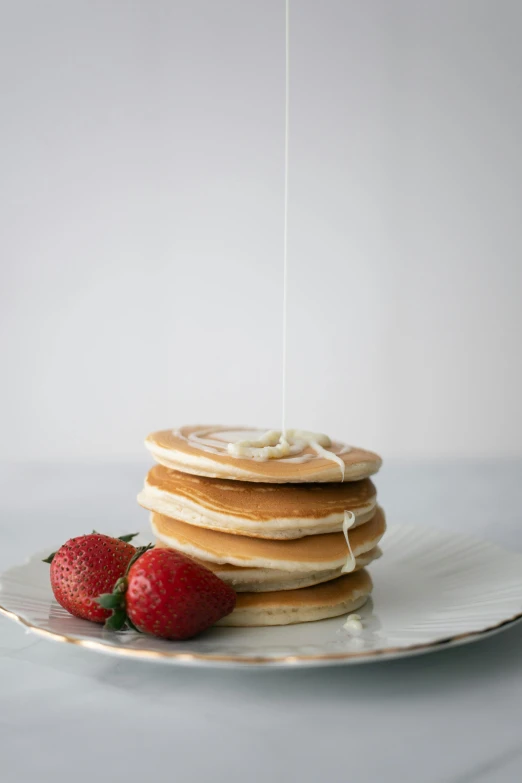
[45,533,138,623]
[98,547,236,639]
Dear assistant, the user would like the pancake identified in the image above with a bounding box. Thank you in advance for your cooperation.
[139,465,377,539]
[145,425,382,483]
[216,570,373,626]
[155,540,381,591]
[151,506,386,572]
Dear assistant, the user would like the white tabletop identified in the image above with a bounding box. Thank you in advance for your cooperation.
[1,461,522,783]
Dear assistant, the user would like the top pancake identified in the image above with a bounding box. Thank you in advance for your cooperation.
[146,425,382,483]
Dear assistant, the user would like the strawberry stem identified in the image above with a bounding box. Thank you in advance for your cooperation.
[96,543,154,632]
[124,544,154,576]
[125,615,140,633]
[97,592,126,610]
[105,609,127,631]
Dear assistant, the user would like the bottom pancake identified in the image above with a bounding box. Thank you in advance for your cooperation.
[155,540,380,591]
[216,570,373,627]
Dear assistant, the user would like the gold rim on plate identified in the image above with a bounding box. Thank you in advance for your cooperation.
[1,602,521,666]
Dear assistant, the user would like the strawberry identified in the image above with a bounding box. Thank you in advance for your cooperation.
[44,533,138,623]
[98,547,236,639]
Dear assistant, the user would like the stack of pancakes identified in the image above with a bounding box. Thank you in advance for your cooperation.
[138,426,385,627]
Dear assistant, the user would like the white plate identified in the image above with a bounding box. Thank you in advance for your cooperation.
[1,524,522,668]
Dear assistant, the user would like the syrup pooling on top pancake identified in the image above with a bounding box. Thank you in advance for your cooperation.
[226,429,349,478]
[151,507,386,573]
[145,425,382,483]
[138,465,377,539]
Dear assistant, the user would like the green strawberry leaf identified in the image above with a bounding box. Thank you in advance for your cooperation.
[125,615,141,633]
[42,552,56,564]
[97,593,125,610]
[105,609,127,631]
[118,533,139,543]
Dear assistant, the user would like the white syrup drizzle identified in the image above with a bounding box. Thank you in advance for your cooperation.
[343,613,363,635]
[173,9,354,482]
[281,0,290,438]
[227,429,348,478]
[310,439,345,481]
[341,510,356,573]
[177,427,351,476]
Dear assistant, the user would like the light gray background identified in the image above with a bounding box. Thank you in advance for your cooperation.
[1,0,521,461]
[2,6,522,782]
